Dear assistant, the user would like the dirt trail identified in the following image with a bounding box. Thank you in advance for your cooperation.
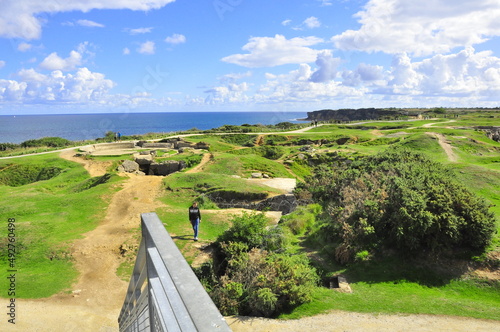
[185,152,211,174]
[427,132,457,162]
[59,149,113,177]
[3,142,499,331]
[4,155,165,332]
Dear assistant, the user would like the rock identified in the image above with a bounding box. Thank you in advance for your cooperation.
[121,160,139,173]
[263,174,270,178]
[251,172,263,178]
[117,165,125,172]
[134,154,153,165]
[195,142,210,150]
[337,276,353,293]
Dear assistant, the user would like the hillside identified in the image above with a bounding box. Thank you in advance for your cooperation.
[0,112,499,331]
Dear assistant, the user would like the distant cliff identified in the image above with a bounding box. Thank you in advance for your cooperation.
[303,108,404,122]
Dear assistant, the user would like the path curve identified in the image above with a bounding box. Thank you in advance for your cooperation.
[3,155,166,331]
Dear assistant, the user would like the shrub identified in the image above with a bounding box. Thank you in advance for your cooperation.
[21,137,72,148]
[202,212,318,317]
[303,148,497,263]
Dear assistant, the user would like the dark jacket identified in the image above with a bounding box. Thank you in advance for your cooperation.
[189,205,201,221]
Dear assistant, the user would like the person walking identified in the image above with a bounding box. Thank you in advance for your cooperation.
[188,201,201,241]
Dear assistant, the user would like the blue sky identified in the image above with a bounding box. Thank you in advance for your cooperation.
[0,0,499,114]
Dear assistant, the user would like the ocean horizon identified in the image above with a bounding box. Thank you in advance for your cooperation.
[0,111,308,144]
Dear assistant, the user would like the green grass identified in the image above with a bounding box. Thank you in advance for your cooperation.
[1,113,499,321]
[282,256,500,321]
[202,152,293,178]
[0,153,123,298]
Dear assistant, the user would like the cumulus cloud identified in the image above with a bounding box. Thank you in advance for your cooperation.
[164,33,186,45]
[222,34,325,68]
[377,47,500,97]
[207,47,500,108]
[0,0,175,39]
[310,51,340,83]
[204,82,249,105]
[0,67,115,103]
[304,17,321,29]
[332,0,500,56]
[342,63,384,86]
[39,51,82,71]
[137,41,155,54]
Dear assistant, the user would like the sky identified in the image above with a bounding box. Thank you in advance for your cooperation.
[0,0,499,114]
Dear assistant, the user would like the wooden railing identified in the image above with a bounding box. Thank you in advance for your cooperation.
[118,212,232,332]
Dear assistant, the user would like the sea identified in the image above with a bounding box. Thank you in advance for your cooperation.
[0,111,308,144]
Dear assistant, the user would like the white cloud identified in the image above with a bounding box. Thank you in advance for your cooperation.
[76,19,105,28]
[310,51,340,83]
[282,19,292,26]
[39,50,82,71]
[332,0,500,56]
[304,17,321,29]
[0,0,175,39]
[222,34,325,68]
[123,48,131,55]
[126,27,154,35]
[137,41,155,55]
[204,82,250,105]
[342,63,384,86]
[164,33,186,45]
[0,61,5,69]
[318,0,332,6]
[207,47,500,108]
[18,43,32,52]
[0,67,115,103]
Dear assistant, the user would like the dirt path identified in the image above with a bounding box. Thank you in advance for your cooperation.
[59,149,113,177]
[4,156,165,331]
[3,131,498,331]
[226,311,500,332]
[185,152,211,174]
[427,132,458,162]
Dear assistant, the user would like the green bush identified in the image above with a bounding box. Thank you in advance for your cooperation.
[281,204,322,235]
[21,137,72,148]
[0,143,19,151]
[217,213,286,251]
[198,212,318,317]
[303,149,497,263]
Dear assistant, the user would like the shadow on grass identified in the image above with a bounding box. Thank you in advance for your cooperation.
[323,255,473,288]
[172,234,196,241]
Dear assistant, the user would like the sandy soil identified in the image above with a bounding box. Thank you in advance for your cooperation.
[2,145,499,332]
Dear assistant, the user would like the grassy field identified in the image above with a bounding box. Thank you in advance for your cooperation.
[0,153,122,297]
[0,111,499,320]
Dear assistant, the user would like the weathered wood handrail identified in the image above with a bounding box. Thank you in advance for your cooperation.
[118,212,232,332]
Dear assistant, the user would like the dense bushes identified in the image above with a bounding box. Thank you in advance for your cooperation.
[197,212,319,317]
[300,149,496,263]
[20,137,72,148]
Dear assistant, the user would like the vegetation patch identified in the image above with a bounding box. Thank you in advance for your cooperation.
[0,163,63,186]
[196,213,318,317]
[300,148,496,264]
